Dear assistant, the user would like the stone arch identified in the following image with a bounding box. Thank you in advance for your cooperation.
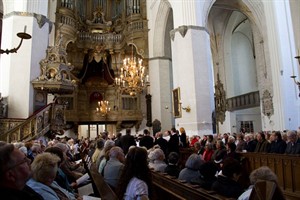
[205,0,270,133]
[202,0,265,31]
[153,0,172,57]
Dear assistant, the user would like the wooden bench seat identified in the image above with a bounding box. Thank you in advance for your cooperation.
[80,153,118,200]
[151,171,233,200]
[89,163,118,200]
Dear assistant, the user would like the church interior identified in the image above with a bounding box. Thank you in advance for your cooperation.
[0,0,300,199]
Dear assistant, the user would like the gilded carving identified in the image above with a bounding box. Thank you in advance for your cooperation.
[262,90,274,118]
[214,73,226,124]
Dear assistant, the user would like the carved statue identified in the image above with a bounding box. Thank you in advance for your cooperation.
[214,73,227,124]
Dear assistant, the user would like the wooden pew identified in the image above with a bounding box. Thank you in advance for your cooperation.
[89,163,118,200]
[80,153,118,200]
[240,152,300,200]
[151,171,232,200]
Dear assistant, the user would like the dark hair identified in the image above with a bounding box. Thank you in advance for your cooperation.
[0,142,15,180]
[44,146,64,166]
[258,132,265,140]
[116,147,152,199]
[275,131,282,140]
[199,161,218,179]
[207,135,214,142]
[96,138,105,149]
[168,152,179,164]
[116,132,122,138]
[222,158,241,178]
[143,129,150,135]
[227,142,236,152]
[126,128,131,135]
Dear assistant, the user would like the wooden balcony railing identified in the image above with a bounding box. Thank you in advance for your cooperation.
[0,103,54,142]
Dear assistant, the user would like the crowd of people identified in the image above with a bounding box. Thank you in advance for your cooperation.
[1,127,299,199]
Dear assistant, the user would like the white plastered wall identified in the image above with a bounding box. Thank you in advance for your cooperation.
[0,0,49,118]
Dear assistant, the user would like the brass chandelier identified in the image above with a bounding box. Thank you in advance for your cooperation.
[96,100,110,116]
[291,54,300,97]
[115,55,149,96]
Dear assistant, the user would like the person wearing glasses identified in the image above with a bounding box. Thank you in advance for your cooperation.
[0,141,43,200]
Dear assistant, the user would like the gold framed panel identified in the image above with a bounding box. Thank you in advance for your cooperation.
[172,87,181,118]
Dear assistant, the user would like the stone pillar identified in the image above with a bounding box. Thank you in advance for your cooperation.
[0,11,50,118]
[148,57,173,131]
[170,26,215,135]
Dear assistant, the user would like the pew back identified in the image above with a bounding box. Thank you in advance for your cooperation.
[241,152,300,200]
[152,171,232,200]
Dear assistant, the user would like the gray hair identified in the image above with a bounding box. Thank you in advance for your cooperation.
[104,140,115,150]
[148,148,165,161]
[250,166,278,185]
[287,130,297,138]
[109,146,124,158]
[0,142,15,179]
[185,153,204,170]
[31,152,60,184]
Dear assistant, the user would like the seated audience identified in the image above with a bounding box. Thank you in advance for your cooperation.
[191,161,218,190]
[116,147,153,200]
[211,140,226,169]
[45,146,77,194]
[243,133,257,152]
[91,138,105,163]
[254,132,269,153]
[103,146,125,189]
[178,153,204,183]
[98,140,115,174]
[238,166,285,200]
[202,142,214,162]
[148,148,167,172]
[193,141,204,155]
[27,153,77,200]
[164,152,180,178]
[0,141,43,200]
[55,143,84,182]
[269,131,287,154]
[235,133,246,152]
[211,157,244,198]
[285,130,300,154]
[224,142,240,161]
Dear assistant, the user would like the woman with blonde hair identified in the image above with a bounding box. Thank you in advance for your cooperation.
[179,127,188,148]
[26,153,78,200]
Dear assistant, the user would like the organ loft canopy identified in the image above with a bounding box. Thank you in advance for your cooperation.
[32,0,149,131]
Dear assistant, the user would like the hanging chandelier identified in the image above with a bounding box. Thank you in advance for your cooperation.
[96,100,110,116]
[291,54,300,97]
[115,55,149,96]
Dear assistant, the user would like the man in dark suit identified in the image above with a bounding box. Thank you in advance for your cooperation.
[285,130,300,154]
[167,128,180,155]
[154,132,168,156]
[120,128,136,154]
[269,131,287,154]
[139,129,154,150]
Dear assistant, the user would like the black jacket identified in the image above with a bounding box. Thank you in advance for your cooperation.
[211,175,244,198]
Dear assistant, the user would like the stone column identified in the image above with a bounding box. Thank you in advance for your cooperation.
[0,11,50,118]
[170,26,215,135]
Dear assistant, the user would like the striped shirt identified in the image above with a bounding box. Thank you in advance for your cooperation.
[124,177,148,200]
